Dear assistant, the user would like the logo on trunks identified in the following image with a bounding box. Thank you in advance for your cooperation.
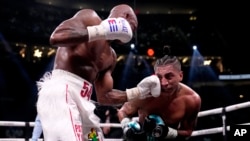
[108,19,129,33]
[80,81,92,100]
[88,128,100,141]
[75,124,82,141]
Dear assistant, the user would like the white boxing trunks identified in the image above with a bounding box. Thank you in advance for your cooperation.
[37,69,104,141]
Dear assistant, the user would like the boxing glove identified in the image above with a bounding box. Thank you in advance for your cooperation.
[121,118,142,140]
[126,75,161,101]
[143,115,178,139]
[87,17,133,43]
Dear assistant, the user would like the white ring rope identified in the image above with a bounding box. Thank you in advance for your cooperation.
[0,139,44,141]
[0,101,249,140]
[197,101,250,117]
[0,139,123,141]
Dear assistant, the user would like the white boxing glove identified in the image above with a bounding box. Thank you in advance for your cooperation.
[87,17,133,43]
[126,75,161,101]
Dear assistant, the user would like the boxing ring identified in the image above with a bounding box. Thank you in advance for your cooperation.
[0,101,249,141]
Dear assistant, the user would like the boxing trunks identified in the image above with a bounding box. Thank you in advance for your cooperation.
[37,69,104,141]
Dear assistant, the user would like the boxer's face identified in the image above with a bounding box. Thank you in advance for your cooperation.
[155,65,183,93]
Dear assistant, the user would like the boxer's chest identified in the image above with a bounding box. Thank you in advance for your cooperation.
[140,97,185,125]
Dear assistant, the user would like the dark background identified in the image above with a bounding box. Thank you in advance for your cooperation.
[0,0,249,140]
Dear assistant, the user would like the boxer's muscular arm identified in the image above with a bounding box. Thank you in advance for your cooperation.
[94,70,128,105]
[118,101,143,140]
[50,10,100,47]
[50,9,133,47]
[95,73,162,105]
[117,101,139,121]
[177,94,201,138]
[95,49,161,105]
[94,49,128,105]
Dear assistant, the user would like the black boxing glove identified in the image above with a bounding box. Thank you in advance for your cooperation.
[143,115,157,133]
[121,118,144,140]
[143,115,178,139]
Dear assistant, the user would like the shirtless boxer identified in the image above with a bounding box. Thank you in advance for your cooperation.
[117,55,201,141]
[36,4,161,141]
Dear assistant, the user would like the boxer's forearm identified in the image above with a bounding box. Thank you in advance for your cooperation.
[50,28,89,47]
[97,89,128,105]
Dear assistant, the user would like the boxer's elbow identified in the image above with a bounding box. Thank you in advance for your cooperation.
[50,33,69,46]
[185,130,193,137]
[49,31,64,46]
[183,130,193,138]
[178,129,193,138]
[95,92,114,105]
[49,36,57,46]
[95,93,107,105]
[49,31,69,46]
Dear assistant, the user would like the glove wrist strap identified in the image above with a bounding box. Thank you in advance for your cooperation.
[126,87,140,101]
[87,25,106,42]
[121,118,131,128]
[165,127,178,139]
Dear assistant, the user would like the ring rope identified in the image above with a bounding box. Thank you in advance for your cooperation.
[0,123,250,141]
[0,101,249,140]
[0,139,123,141]
[197,101,250,117]
[1,101,249,128]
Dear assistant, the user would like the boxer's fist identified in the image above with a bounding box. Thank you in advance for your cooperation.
[143,115,178,139]
[87,17,133,43]
[143,115,167,138]
[126,75,161,101]
[121,118,142,140]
